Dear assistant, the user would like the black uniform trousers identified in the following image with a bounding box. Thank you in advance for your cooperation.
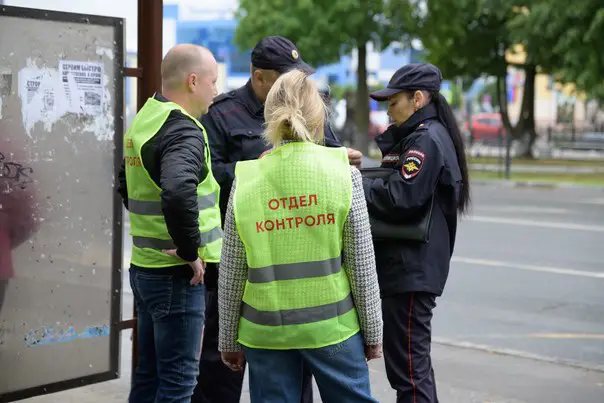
[382,292,439,403]
[191,286,314,403]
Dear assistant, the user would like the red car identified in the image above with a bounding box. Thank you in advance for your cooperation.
[463,112,506,142]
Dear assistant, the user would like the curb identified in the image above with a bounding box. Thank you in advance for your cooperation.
[472,180,557,189]
[471,179,604,190]
[470,164,604,174]
[433,337,604,373]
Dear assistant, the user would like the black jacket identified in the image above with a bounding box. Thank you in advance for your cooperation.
[117,94,208,263]
[363,103,462,297]
[201,80,342,219]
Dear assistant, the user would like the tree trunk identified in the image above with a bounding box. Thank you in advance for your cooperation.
[496,74,513,134]
[354,43,369,155]
[496,63,538,158]
[513,64,537,158]
[341,90,357,146]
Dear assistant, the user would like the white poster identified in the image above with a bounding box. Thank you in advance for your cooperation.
[21,71,55,112]
[18,63,65,135]
[59,60,104,116]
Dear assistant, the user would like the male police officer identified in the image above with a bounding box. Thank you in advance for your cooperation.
[191,36,362,403]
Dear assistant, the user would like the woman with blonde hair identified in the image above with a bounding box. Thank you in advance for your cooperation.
[217,69,383,403]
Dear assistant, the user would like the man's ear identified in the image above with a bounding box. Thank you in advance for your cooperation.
[187,73,197,92]
[252,68,263,84]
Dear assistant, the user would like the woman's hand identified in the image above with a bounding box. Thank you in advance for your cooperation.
[221,351,245,371]
[365,344,383,361]
[346,147,363,167]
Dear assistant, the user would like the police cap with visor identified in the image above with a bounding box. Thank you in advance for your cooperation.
[251,35,315,75]
[370,63,443,101]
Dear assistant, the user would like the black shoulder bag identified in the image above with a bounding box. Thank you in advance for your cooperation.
[361,167,435,243]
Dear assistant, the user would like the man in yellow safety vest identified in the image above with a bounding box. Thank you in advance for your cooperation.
[116,44,222,402]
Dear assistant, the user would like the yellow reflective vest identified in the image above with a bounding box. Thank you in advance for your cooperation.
[124,97,222,267]
[233,141,360,350]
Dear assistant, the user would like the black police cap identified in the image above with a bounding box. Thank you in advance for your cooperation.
[370,63,443,101]
[251,36,315,75]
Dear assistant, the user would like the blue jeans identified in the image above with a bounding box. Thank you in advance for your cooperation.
[243,332,377,403]
[128,267,205,403]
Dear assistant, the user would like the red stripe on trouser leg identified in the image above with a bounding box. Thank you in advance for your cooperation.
[407,292,417,403]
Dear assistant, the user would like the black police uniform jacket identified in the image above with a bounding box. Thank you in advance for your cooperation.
[201,80,342,220]
[363,103,462,297]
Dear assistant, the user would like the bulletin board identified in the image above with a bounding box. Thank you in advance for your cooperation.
[0,5,124,401]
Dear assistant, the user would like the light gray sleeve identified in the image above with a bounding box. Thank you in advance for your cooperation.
[217,178,248,353]
[342,166,383,346]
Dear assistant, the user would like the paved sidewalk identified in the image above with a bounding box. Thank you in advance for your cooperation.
[20,332,604,403]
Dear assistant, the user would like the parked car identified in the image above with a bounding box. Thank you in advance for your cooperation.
[463,112,506,143]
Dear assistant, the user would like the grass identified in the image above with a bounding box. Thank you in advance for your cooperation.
[366,151,604,185]
[469,156,604,167]
[470,170,604,186]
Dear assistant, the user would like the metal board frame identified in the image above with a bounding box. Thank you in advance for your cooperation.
[0,5,124,402]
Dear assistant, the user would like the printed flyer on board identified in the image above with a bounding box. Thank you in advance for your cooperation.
[59,60,104,116]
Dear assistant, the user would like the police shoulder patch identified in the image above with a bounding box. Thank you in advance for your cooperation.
[401,149,425,179]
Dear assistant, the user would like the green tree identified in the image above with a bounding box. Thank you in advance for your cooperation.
[391,0,604,156]
[450,81,464,110]
[328,84,355,101]
[509,0,604,102]
[388,0,540,156]
[233,0,402,154]
[389,0,512,79]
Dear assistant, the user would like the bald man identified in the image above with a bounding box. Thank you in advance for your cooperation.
[117,44,223,403]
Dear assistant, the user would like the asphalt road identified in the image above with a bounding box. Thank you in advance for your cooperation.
[436,184,604,369]
[10,184,604,402]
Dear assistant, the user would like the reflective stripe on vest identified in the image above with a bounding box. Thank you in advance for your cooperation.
[241,293,354,326]
[247,255,342,283]
[128,193,217,216]
[132,226,223,250]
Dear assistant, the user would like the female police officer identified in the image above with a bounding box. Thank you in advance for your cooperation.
[362,63,471,403]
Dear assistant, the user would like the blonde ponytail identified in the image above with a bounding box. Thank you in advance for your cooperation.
[263,69,327,146]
